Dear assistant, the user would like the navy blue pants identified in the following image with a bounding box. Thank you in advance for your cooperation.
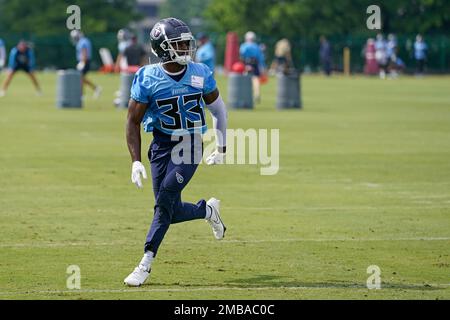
[144,129,207,255]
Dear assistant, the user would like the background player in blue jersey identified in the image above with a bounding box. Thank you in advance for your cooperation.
[414,34,428,75]
[195,32,215,73]
[240,31,266,104]
[124,17,228,287]
[0,40,42,97]
[70,30,102,98]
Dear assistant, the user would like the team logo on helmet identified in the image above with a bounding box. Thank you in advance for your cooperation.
[152,25,162,39]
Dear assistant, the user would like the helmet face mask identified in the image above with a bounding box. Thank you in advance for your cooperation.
[150,18,197,65]
[161,35,196,65]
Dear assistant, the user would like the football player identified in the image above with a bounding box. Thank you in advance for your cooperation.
[124,17,228,286]
[239,31,266,104]
[70,30,102,98]
[0,40,42,97]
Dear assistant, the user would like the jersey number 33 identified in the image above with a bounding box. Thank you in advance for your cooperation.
[156,93,205,130]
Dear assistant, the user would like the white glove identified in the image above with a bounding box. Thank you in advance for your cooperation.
[76,61,85,71]
[131,161,147,188]
[206,150,226,165]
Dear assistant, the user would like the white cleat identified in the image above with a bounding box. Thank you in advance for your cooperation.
[0,90,5,97]
[206,198,226,240]
[124,266,150,287]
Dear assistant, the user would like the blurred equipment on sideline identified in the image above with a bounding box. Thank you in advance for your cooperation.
[56,69,82,108]
[224,32,240,73]
[364,38,379,75]
[116,72,135,108]
[228,72,253,109]
[276,71,301,110]
[99,48,115,73]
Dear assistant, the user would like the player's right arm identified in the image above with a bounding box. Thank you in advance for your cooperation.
[126,99,148,188]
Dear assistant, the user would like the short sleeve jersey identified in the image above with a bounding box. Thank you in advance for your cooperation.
[76,37,92,62]
[130,62,217,135]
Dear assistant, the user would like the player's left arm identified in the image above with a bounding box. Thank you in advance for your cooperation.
[204,88,228,165]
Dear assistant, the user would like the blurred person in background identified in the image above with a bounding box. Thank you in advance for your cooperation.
[270,38,293,75]
[0,38,6,73]
[0,40,42,97]
[116,28,132,73]
[123,34,147,71]
[386,34,397,62]
[114,34,147,106]
[319,36,332,76]
[375,33,388,79]
[195,32,215,73]
[240,31,266,103]
[386,34,404,78]
[70,30,102,98]
[414,34,428,76]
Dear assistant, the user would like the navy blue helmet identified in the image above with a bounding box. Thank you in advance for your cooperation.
[150,17,196,65]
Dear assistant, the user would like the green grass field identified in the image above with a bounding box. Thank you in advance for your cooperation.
[0,71,449,300]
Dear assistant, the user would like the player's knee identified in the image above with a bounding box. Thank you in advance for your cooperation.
[155,188,178,214]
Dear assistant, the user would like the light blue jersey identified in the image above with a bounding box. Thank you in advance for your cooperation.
[130,62,217,135]
[76,37,92,61]
[196,41,215,72]
[239,42,265,68]
[414,41,427,60]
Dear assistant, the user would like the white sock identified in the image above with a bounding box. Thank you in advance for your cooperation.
[205,205,212,220]
[139,251,154,271]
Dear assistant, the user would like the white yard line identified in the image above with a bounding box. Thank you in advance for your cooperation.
[1,237,449,248]
[0,283,449,296]
[226,205,450,211]
[221,237,450,243]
